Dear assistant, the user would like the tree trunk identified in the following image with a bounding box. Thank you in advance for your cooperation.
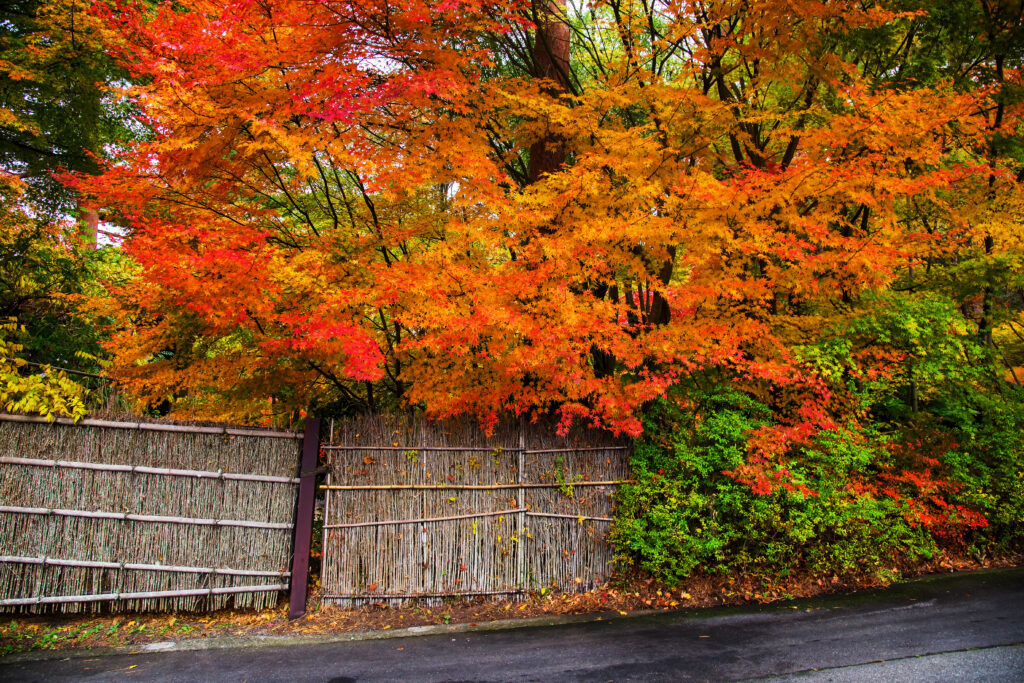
[528,0,570,182]
[81,207,99,250]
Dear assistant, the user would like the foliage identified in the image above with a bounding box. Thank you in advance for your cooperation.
[0,1,137,415]
[801,292,997,418]
[0,0,128,213]
[614,293,1024,584]
[71,0,1020,436]
[938,397,1024,546]
[613,390,940,585]
[0,171,111,365]
[804,290,1024,545]
[0,318,87,420]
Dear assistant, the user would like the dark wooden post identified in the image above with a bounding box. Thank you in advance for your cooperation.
[289,417,321,619]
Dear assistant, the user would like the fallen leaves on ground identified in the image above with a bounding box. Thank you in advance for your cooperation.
[2,551,1018,657]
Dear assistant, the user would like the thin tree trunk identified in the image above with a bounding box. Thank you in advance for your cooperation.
[81,207,99,250]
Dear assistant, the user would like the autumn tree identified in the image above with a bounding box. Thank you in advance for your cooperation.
[0,0,132,412]
[79,0,1021,448]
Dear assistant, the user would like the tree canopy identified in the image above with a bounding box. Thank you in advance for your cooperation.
[1,0,130,415]
[76,0,1023,445]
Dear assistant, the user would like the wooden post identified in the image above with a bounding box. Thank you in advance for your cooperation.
[517,419,527,591]
[289,417,321,619]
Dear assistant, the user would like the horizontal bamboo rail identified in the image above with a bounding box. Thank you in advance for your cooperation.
[324,508,525,530]
[526,512,613,522]
[323,445,511,452]
[323,446,629,453]
[319,480,632,491]
[524,447,629,454]
[322,589,526,600]
[0,412,301,440]
[0,555,290,578]
[0,584,287,607]
[0,505,293,530]
[0,455,300,485]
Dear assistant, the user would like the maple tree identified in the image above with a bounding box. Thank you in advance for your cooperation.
[81,0,1020,433]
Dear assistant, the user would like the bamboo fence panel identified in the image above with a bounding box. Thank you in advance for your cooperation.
[521,423,629,593]
[320,414,629,607]
[0,415,301,614]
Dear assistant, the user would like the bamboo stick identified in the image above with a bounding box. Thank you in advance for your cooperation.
[324,508,526,530]
[0,584,287,607]
[0,456,300,484]
[0,505,293,530]
[0,412,301,439]
[524,447,629,454]
[322,589,525,600]
[0,555,290,578]
[525,512,613,522]
[318,481,632,491]
[516,421,526,590]
[322,445,516,452]
[323,423,333,591]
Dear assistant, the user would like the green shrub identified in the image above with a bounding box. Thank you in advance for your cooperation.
[612,389,935,585]
[613,292,1024,586]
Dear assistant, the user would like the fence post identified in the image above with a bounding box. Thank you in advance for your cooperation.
[289,417,321,619]
[517,418,526,591]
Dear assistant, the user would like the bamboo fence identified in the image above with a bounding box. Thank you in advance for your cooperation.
[319,414,630,607]
[0,414,302,614]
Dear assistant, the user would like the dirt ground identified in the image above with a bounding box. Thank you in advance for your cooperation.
[2,552,1020,657]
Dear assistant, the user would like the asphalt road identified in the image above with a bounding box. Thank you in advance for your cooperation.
[3,568,1023,682]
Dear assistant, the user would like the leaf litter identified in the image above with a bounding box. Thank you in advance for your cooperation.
[2,551,1018,657]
